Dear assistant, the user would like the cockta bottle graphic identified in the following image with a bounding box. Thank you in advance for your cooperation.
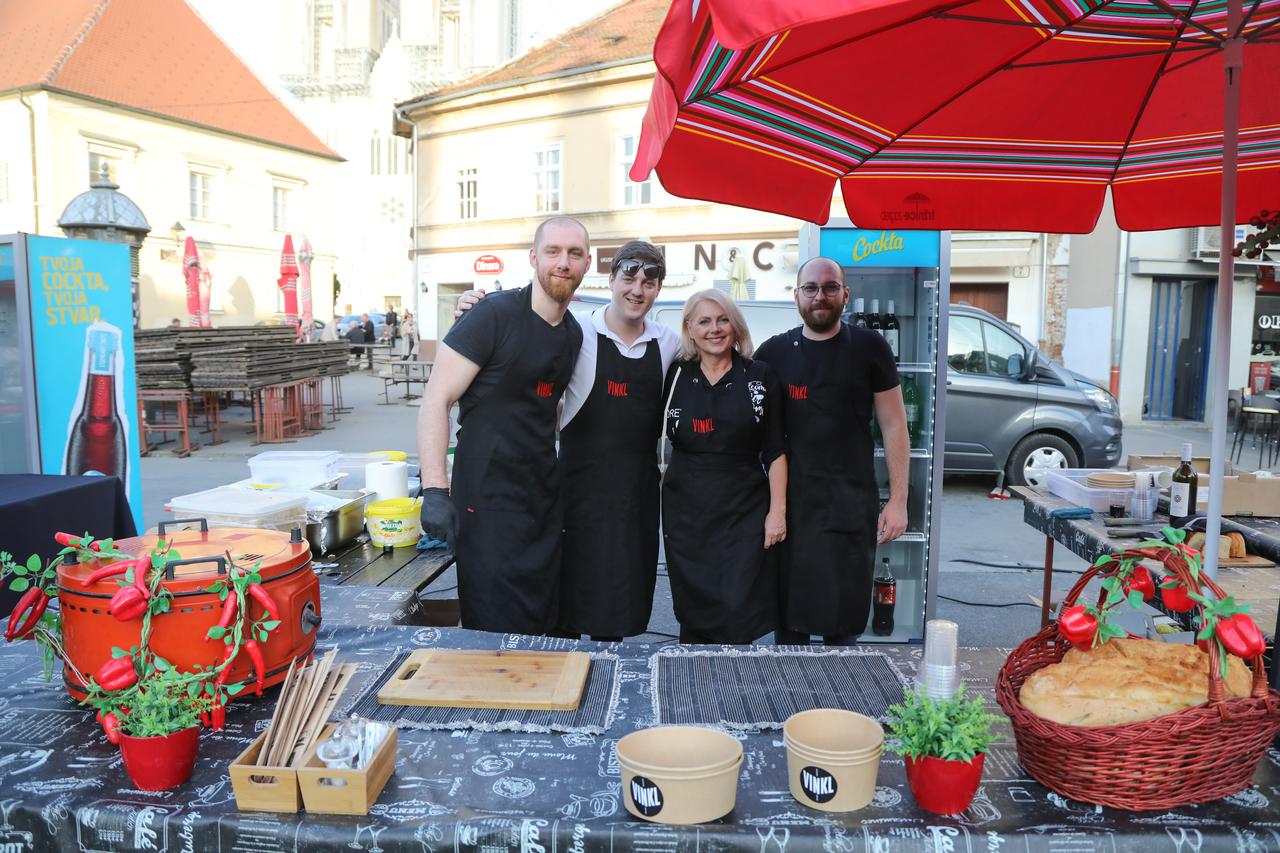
[64,324,128,480]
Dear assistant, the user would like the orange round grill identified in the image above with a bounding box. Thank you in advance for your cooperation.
[57,526,320,700]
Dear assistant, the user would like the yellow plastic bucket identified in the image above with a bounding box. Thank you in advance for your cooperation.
[365,497,421,547]
[371,450,408,463]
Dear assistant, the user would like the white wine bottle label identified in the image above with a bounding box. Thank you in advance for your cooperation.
[1169,482,1190,518]
[885,330,899,358]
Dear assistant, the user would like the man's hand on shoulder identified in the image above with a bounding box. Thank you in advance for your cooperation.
[454,289,486,319]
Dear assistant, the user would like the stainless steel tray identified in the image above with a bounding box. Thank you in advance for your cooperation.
[305,489,370,554]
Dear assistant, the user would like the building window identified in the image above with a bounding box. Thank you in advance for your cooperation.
[618,135,651,207]
[273,186,292,231]
[457,168,478,220]
[533,144,561,213]
[189,171,213,219]
[89,152,119,184]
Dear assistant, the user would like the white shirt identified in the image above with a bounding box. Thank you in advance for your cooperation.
[561,306,682,428]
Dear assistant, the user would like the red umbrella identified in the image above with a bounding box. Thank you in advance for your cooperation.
[278,235,300,333]
[198,267,213,328]
[182,237,201,327]
[631,0,1279,577]
[297,237,315,342]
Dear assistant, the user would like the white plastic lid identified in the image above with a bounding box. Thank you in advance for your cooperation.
[249,451,341,466]
[168,485,308,516]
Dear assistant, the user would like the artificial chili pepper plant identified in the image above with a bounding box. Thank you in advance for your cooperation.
[0,533,284,745]
[1072,527,1267,676]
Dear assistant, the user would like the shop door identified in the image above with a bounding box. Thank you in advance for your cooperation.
[1144,278,1214,420]
[436,283,471,341]
[950,282,1009,320]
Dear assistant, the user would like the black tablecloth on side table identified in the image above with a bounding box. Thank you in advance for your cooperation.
[0,474,136,617]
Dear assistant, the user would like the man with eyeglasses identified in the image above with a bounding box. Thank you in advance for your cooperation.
[454,240,680,640]
[755,256,909,646]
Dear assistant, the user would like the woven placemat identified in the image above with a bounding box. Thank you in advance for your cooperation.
[652,648,909,730]
[342,651,621,735]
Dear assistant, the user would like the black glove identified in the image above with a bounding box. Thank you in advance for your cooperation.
[420,487,458,547]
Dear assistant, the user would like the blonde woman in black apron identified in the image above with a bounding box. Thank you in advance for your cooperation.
[661,289,788,644]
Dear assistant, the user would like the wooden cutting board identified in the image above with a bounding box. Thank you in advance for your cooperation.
[376,649,592,711]
[1218,553,1276,569]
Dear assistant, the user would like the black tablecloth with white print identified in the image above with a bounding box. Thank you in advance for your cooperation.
[0,608,1277,851]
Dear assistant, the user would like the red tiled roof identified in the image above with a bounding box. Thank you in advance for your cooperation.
[421,0,668,104]
[0,0,339,160]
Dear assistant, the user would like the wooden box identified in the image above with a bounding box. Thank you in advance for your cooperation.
[297,723,397,815]
[229,730,301,813]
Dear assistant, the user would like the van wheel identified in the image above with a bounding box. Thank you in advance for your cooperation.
[1007,434,1078,489]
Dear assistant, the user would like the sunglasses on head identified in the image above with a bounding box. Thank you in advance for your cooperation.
[615,259,663,280]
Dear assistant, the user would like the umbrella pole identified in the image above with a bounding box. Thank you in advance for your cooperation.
[1202,0,1245,582]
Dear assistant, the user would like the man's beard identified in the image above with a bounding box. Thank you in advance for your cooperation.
[538,272,576,303]
[801,303,841,333]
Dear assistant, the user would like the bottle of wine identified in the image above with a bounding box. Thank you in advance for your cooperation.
[872,557,895,636]
[1169,441,1198,523]
[868,299,883,333]
[852,298,868,329]
[883,299,900,361]
[64,325,127,480]
[901,375,922,447]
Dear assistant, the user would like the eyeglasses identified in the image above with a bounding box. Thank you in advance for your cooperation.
[615,259,664,281]
[797,283,845,298]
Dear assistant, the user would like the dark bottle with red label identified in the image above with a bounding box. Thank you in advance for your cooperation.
[872,557,895,636]
[65,326,127,479]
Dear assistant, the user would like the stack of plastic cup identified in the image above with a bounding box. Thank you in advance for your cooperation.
[916,619,960,699]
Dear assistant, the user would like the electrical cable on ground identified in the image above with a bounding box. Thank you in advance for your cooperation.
[939,595,1039,608]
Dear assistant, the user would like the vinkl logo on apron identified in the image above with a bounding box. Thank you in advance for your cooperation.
[692,418,715,434]
[800,766,838,803]
[606,380,628,397]
[629,775,664,816]
[536,381,554,397]
[788,384,809,400]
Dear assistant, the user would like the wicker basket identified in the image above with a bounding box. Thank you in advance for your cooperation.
[996,544,1280,810]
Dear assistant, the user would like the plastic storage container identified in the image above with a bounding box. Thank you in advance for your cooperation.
[166,485,308,532]
[248,451,341,488]
[1044,469,1159,514]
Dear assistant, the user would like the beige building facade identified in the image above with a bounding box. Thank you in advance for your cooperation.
[397,4,1055,350]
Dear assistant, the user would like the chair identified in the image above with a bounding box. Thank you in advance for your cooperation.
[1232,393,1280,468]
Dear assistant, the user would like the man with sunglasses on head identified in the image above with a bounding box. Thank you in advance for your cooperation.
[456,241,680,640]
[754,256,909,646]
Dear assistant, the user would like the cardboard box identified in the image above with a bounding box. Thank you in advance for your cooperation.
[1126,454,1232,476]
[1218,473,1280,517]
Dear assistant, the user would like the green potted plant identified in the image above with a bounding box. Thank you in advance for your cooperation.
[110,679,208,791]
[885,687,1001,814]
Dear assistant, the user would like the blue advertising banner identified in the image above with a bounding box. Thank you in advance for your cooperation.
[26,235,143,530]
[820,229,940,268]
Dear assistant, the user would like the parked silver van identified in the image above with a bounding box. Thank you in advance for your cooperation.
[639,298,1121,488]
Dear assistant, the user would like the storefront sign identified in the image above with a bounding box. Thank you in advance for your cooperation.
[819,229,940,268]
[473,254,504,275]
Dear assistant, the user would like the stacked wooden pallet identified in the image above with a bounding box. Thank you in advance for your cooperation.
[135,327,351,393]
[134,330,192,391]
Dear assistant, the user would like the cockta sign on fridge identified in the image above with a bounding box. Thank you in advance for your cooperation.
[27,235,142,530]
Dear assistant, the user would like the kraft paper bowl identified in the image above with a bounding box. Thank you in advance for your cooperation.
[783,709,884,812]
[617,726,743,824]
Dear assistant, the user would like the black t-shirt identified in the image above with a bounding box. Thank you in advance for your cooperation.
[755,323,898,478]
[444,286,583,421]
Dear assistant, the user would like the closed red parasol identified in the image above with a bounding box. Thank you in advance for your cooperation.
[278,235,300,333]
[182,237,201,327]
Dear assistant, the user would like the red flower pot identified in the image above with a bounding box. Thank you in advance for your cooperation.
[118,727,200,791]
[905,753,985,814]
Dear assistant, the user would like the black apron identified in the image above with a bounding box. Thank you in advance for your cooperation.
[450,288,579,634]
[775,327,880,636]
[558,335,663,636]
[661,356,776,643]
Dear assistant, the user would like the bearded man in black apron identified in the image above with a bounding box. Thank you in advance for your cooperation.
[453,241,681,641]
[417,217,588,634]
[754,257,910,646]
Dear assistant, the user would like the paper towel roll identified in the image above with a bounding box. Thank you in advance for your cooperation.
[366,460,409,503]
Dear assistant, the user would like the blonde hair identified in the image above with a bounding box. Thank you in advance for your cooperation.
[680,289,754,360]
